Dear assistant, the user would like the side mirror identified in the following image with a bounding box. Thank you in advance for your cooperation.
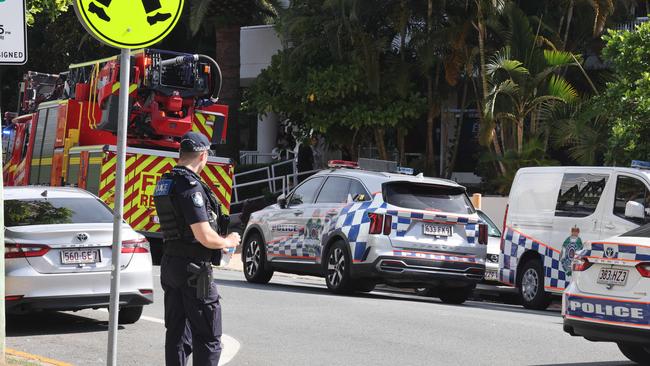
[277,194,287,209]
[625,201,645,219]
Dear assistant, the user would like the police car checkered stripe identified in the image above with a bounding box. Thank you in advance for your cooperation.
[584,242,650,262]
[266,229,319,258]
[384,210,480,243]
[499,226,569,290]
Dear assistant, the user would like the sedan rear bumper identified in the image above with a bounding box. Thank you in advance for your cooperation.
[6,292,153,314]
[564,318,650,345]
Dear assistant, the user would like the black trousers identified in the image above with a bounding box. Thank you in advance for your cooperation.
[94,0,162,13]
[161,255,222,366]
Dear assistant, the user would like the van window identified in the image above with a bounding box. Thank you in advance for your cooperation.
[383,182,474,214]
[614,176,650,224]
[555,173,608,217]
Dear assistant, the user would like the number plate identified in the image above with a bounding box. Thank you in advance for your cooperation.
[484,270,498,281]
[597,268,629,286]
[60,249,101,265]
[423,224,453,237]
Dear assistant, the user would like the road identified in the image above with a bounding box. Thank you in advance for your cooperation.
[7,267,632,366]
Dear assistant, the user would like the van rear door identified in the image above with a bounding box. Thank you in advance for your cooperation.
[550,172,611,285]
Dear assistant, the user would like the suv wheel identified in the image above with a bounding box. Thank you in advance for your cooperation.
[618,343,650,365]
[354,280,376,293]
[326,241,352,294]
[519,258,552,310]
[438,285,474,305]
[243,233,273,284]
[118,306,143,325]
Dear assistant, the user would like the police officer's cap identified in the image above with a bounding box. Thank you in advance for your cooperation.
[180,132,213,152]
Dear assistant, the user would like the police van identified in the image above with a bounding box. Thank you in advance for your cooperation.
[563,224,650,364]
[499,162,650,309]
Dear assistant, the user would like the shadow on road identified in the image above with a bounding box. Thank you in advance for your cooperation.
[7,311,122,337]
[531,362,632,366]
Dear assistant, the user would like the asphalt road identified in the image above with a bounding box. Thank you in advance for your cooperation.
[7,267,633,366]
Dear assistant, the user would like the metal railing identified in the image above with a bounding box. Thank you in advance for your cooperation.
[614,17,649,31]
[239,149,296,165]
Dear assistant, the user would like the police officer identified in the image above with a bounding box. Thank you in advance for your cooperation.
[153,132,240,366]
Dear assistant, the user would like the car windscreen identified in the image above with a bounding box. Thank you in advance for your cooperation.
[4,198,114,227]
[620,223,650,238]
[383,182,474,214]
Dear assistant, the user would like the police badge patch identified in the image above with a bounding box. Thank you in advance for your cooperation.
[192,192,204,207]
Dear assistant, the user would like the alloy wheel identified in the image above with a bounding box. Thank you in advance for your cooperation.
[327,248,345,288]
[245,240,260,278]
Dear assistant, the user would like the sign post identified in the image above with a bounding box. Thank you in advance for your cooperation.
[72,1,183,365]
[0,0,27,361]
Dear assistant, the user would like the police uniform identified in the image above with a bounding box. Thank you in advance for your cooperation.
[154,132,224,366]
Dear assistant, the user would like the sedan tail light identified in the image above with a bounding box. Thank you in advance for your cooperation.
[121,238,150,254]
[572,256,592,272]
[5,244,50,259]
[636,262,650,278]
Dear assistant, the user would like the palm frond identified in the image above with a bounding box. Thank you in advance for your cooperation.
[188,0,212,35]
[547,75,578,103]
[543,49,574,67]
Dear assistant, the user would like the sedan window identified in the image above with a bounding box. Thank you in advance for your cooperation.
[5,198,114,227]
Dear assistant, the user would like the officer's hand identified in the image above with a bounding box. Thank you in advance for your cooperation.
[225,232,241,248]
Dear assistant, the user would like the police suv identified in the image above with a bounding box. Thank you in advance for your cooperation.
[563,225,650,364]
[241,160,488,304]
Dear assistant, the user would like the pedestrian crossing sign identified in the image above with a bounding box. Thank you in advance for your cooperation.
[73,0,184,49]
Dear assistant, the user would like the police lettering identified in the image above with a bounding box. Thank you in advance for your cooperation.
[569,300,644,320]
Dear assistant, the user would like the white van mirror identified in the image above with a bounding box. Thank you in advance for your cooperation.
[625,201,645,219]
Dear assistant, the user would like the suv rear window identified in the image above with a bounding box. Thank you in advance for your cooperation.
[4,198,114,227]
[383,182,474,214]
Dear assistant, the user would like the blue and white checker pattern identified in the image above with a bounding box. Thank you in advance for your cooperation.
[325,195,388,262]
[266,228,319,258]
[499,227,568,291]
[384,210,480,243]
[586,242,650,262]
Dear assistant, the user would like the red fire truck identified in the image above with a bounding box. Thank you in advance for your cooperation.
[2,49,234,260]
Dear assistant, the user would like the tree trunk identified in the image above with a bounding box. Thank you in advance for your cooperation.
[374,128,389,161]
[397,128,406,165]
[563,0,574,49]
[214,25,241,162]
[517,119,524,154]
[477,2,489,102]
[448,79,468,178]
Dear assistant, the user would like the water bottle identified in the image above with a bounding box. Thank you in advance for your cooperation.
[220,247,235,267]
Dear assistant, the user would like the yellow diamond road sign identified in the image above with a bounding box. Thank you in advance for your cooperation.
[73,0,184,49]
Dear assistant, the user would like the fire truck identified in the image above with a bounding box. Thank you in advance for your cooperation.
[2,49,234,260]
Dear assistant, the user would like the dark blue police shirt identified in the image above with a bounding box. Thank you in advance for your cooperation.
[173,167,210,226]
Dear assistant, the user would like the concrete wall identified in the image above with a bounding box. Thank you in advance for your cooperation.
[240,25,283,87]
[475,195,509,230]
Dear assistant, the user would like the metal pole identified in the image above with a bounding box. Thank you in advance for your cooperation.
[107,48,130,366]
[0,75,6,362]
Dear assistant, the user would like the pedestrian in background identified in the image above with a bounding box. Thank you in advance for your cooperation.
[153,132,240,366]
[297,137,314,182]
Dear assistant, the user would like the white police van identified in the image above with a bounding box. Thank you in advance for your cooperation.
[563,224,650,364]
[242,160,488,304]
[500,162,650,309]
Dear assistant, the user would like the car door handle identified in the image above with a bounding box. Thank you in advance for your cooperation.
[293,210,304,216]
[605,223,616,230]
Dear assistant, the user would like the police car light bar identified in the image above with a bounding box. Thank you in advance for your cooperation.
[328,160,359,169]
[631,160,650,170]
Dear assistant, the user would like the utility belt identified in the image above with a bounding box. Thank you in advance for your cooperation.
[163,240,213,262]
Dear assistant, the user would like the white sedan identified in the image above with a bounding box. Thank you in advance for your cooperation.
[4,187,153,324]
[563,224,650,364]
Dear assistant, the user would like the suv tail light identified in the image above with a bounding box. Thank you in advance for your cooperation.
[383,215,392,235]
[5,244,50,259]
[122,238,150,254]
[368,213,384,234]
[478,224,488,245]
[636,262,650,278]
[572,256,592,272]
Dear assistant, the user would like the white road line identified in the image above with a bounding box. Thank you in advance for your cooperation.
[99,310,241,365]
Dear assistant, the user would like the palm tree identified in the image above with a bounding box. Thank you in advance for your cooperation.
[188,0,279,160]
[485,47,579,153]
